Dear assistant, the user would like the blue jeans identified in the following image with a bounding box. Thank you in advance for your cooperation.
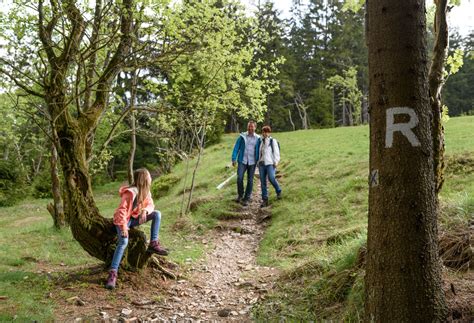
[110,210,162,271]
[259,164,282,200]
[237,163,256,200]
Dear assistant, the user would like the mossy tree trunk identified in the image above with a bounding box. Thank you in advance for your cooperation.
[37,0,151,269]
[365,0,447,321]
[429,0,449,193]
[51,115,149,268]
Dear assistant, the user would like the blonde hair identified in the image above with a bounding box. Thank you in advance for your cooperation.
[132,168,151,207]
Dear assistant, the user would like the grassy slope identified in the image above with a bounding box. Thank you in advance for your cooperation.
[0,116,472,320]
[254,115,474,320]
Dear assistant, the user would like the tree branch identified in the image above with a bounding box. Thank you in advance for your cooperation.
[83,0,104,110]
[0,67,45,98]
[38,0,58,64]
[82,0,134,130]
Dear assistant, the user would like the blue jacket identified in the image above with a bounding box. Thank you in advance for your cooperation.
[231,132,261,164]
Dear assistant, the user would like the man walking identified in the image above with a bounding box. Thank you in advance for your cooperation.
[231,121,260,206]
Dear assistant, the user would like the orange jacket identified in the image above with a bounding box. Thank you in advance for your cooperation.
[113,186,155,232]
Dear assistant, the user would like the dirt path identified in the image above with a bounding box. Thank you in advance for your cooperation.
[155,191,278,321]
[52,186,278,322]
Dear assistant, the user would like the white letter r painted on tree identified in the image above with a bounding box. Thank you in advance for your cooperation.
[385,107,421,148]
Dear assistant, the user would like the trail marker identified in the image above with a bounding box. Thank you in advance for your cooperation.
[385,107,421,148]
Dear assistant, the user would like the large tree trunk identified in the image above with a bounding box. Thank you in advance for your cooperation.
[53,109,151,270]
[365,0,447,321]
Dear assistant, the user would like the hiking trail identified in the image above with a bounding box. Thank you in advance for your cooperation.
[155,186,278,321]
[53,183,279,322]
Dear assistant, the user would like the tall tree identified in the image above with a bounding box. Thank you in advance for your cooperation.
[365,0,447,320]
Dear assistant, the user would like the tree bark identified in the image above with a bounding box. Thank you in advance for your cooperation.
[295,93,309,130]
[54,116,150,269]
[127,71,138,185]
[429,0,449,193]
[127,110,136,185]
[47,139,66,229]
[365,0,447,321]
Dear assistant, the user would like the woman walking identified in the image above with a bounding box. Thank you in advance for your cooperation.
[256,126,282,207]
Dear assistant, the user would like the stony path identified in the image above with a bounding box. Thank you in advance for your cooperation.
[154,192,278,321]
[53,184,278,322]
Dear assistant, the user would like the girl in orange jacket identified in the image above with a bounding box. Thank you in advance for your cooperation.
[106,168,168,289]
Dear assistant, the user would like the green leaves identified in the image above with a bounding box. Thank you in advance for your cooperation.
[446,48,464,76]
[342,0,365,13]
[148,0,277,122]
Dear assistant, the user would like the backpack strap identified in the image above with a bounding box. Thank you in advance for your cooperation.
[132,195,138,210]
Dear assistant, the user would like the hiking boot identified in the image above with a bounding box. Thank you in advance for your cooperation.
[148,240,169,256]
[234,196,242,203]
[105,269,117,290]
[260,199,269,208]
[241,199,249,206]
[277,192,282,200]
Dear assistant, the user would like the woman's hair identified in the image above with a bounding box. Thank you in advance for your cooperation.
[262,125,272,133]
[132,168,151,206]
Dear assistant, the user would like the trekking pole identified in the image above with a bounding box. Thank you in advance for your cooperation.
[216,173,236,190]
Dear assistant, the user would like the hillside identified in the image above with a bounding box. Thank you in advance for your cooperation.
[0,116,472,321]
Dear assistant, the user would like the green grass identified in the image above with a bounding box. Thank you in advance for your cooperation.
[0,115,472,320]
[0,199,98,320]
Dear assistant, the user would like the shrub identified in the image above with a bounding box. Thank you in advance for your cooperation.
[0,160,28,206]
[91,171,113,187]
[32,166,52,199]
[151,173,180,199]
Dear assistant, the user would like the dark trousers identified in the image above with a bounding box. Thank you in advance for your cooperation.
[237,162,256,200]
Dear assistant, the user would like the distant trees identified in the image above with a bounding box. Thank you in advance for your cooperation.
[237,0,368,131]
[230,0,472,133]
[327,67,363,126]
[365,0,447,320]
[443,31,474,116]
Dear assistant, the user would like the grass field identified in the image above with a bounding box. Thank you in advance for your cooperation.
[0,116,472,320]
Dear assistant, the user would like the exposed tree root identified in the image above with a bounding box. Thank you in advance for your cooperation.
[149,255,178,280]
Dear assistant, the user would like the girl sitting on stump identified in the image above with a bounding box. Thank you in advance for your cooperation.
[106,168,168,290]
